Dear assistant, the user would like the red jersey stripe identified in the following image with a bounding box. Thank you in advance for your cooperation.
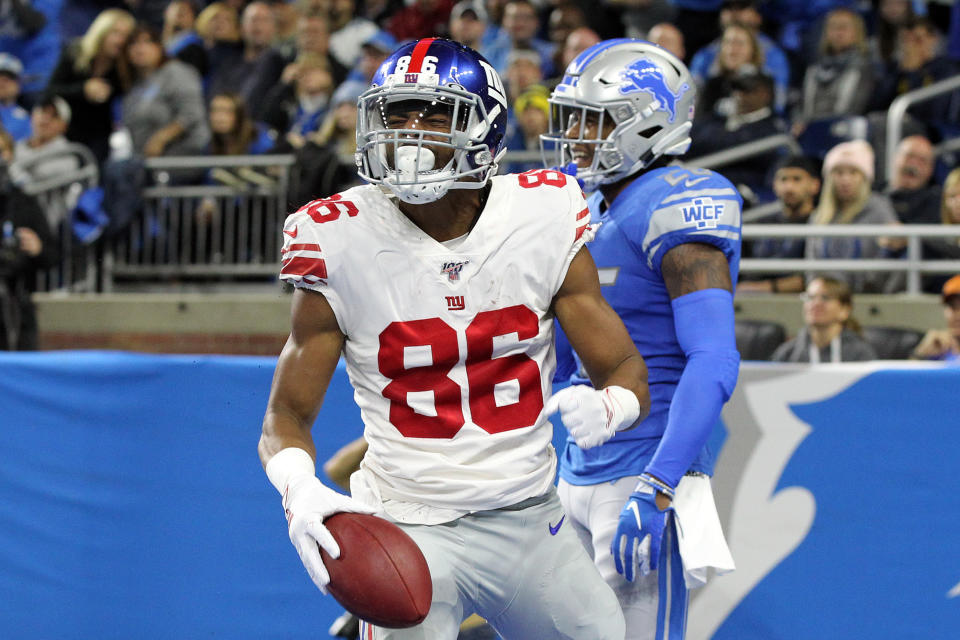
[281,243,322,254]
[408,38,436,73]
[576,207,590,221]
[281,255,328,279]
[575,223,589,241]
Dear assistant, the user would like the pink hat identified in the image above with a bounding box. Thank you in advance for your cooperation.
[822,140,875,182]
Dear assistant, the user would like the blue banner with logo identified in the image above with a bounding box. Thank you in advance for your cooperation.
[1,354,958,638]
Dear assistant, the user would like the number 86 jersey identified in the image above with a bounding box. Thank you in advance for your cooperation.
[280,171,591,524]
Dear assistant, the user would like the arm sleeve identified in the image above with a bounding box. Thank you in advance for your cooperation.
[644,288,740,489]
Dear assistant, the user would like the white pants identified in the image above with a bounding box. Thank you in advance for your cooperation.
[559,475,732,640]
[360,490,625,640]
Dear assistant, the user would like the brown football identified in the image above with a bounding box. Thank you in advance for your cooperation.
[319,512,432,629]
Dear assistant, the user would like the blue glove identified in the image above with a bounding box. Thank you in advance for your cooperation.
[551,161,585,189]
[611,473,674,582]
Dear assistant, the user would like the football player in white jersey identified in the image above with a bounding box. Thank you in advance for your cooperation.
[542,40,741,639]
[258,37,651,639]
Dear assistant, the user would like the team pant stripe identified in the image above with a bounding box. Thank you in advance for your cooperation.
[408,38,436,73]
[656,520,689,640]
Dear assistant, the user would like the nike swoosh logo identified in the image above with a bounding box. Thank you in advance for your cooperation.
[628,502,642,529]
[684,176,710,187]
[549,515,565,536]
[283,227,298,238]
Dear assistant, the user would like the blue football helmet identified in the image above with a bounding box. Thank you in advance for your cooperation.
[356,38,509,204]
[541,39,696,192]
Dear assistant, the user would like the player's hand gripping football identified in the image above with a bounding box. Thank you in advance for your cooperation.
[611,473,674,581]
[268,448,376,593]
[543,384,641,449]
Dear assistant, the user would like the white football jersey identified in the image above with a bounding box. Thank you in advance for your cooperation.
[280,171,590,523]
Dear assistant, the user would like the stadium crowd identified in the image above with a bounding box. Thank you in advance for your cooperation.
[1,0,960,356]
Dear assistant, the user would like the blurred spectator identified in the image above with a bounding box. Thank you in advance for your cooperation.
[0,0,61,98]
[870,0,918,67]
[282,12,348,85]
[738,154,821,294]
[387,0,454,42]
[806,140,904,294]
[195,2,241,48]
[546,3,586,72]
[796,8,874,128]
[689,0,789,112]
[449,0,489,51]
[647,22,686,61]
[260,54,334,146]
[485,0,556,77]
[324,0,379,71]
[290,80,364,203]
[360,0,406,26]
[208,93,274,156]
[121,25,210,158]
[503,84,549,173]
[0,128,58,351]
[162,0,208,76]
[343,30,398,85]
[920,167,960,294]
[886,134,940,225]
[504,48,543,102]
[10,96,78,185]
[695,23,763,121]
[910,274,960,362]
[208,1,286,115]
[551,26,600,80]
[0,54,29,142]
[46,8,135,164]
[670,0,722,58]
[613,0,676,41]
[271,0,301,45]
[770,275,878,363]
[872,18,960,139]
[688,69,787,203]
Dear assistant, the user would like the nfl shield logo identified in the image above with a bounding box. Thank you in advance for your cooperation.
[441,260,468,281]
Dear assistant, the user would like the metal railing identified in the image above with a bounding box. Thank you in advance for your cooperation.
[885,74,960,184]
[741,224,960,294]
[683,134,802,170]
[104,154,296,290]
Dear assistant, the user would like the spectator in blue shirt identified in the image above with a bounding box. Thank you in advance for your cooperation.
[484,0,556,77]
[689,0,790,112]
[0,54,30,142]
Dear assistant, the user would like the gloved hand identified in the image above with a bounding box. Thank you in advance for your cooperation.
[266,447,376,593]
[543,384,640,449]
[611,474,674,581]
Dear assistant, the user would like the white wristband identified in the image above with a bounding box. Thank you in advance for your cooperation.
[603,385,641,432]
[265,447,316,495]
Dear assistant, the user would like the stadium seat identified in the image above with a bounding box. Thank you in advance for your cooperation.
[861,326,924,360]
[735,319,787,361]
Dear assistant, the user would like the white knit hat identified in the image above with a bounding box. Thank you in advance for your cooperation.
[822,139,875,182]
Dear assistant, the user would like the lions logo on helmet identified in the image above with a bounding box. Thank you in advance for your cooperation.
[541,39,697,192]
[618,57,690,124]
[356,38,508,204]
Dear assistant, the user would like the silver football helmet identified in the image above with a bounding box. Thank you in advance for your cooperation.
[541,39,696,191]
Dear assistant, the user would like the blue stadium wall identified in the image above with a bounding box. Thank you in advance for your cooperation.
[1,352,958,638]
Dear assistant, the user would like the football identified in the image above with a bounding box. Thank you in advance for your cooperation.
[319,512,432,628]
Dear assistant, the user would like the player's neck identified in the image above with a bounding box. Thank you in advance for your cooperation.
[599,174,634,208]
[397,184,489,242]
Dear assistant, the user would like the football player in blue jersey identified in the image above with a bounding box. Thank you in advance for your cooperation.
[541,39,740,640]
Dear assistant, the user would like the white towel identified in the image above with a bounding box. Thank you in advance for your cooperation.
[673,474,736,589]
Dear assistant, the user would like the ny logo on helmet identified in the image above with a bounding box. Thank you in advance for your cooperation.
[618,57,690,124]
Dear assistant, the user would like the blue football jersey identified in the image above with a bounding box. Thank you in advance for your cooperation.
[559,165,742,485]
